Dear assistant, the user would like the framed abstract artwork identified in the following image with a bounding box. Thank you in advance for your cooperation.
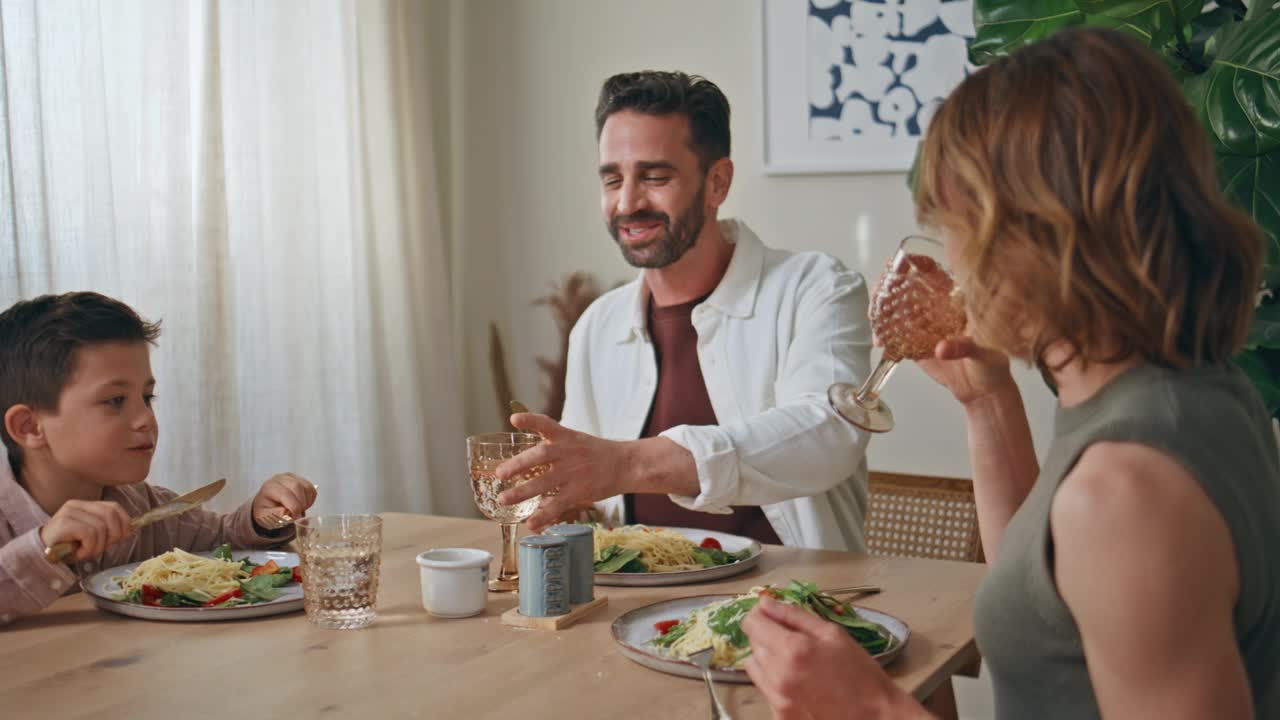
[760,0,975,174]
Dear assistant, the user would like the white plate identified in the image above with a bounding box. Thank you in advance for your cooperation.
[81,550,304,622]
[611,594,909,684]
[594,527,763,587]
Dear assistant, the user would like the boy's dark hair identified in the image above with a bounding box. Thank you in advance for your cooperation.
[594,71,731,171]
[0,292,161,469]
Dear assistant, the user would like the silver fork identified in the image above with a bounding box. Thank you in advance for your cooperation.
[686,646,733,720]
[260,483,318,531]
[261,511,294,531]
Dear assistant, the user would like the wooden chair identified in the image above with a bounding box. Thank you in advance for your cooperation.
[867,471,984,564]
[866,471,984,720]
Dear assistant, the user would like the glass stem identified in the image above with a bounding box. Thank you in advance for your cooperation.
[855,357,900,407]
[498,523,518,581]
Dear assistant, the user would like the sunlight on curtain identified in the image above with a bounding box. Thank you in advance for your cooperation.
[0,0,469,517]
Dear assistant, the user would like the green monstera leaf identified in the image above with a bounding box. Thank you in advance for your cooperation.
[1183,12,1280,157]
[1077,0,1204,45]
[1247,295,1280,350]
[1219,149,1280,269]
[969,1,1085,65]
[969,0,1203,65]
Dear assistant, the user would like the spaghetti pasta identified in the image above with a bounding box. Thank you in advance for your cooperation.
[664,593,755,667]
[116,548,247,601]
[593,526,708,572]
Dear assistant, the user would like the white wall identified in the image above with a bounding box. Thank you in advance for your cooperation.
[447,0,1056,478]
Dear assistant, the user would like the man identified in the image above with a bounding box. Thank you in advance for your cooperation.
[496,71,871,550]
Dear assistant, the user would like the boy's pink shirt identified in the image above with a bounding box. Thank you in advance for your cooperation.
[0,459,292,625]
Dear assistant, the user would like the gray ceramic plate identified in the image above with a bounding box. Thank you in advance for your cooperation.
[611,594,909,684]
[82,550,304,622]
[594,527,763,587]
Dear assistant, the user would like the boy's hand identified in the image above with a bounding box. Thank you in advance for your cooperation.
[252,472,317,528]
[39,500,134,561]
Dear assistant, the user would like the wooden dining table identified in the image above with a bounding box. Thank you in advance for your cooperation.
[1,513,986,719]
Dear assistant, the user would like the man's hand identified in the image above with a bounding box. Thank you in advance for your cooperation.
[495,412,634,532]
[40,500,134,561]
[252,472,318,529]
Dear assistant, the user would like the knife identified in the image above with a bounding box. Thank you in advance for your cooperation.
[43,478,228,563]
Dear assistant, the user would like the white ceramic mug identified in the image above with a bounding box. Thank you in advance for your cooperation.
[416,548,493,618]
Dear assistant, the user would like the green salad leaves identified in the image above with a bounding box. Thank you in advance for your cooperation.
[594,545,646,573]
[652,580,892,656]
[593,543,752,573]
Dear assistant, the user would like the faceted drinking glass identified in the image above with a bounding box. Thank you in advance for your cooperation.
[828,235,966,433]
[467,432,545,592]
[296,514,383,629]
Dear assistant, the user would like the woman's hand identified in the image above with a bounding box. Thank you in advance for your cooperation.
[741,595,929,719]
[916,336,1016,407]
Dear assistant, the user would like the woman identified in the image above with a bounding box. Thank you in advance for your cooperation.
[742,27,1280,720]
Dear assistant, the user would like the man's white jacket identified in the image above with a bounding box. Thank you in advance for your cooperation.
[561,219,872,551]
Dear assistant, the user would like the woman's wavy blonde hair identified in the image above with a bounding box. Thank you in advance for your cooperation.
[915,26,1262,372]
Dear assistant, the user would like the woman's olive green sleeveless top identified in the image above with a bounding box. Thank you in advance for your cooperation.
[974,364,1280,719]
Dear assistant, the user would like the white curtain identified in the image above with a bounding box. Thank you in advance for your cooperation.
[0,0,471,518]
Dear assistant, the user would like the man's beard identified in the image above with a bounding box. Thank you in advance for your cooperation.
[609,186,707,269]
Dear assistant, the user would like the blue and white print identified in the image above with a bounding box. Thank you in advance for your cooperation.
[806,0,974,142]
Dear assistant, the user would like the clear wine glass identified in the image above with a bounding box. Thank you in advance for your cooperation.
[467,432,545,592]
[828,235,966,433]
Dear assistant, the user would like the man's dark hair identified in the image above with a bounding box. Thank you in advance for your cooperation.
[595,71,731,170]
[0,291,161,469]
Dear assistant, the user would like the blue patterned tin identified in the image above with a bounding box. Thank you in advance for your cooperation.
[545,524,594,604]
[518,535,569,617]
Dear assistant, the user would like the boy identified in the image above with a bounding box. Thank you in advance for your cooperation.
[0,292,317,624]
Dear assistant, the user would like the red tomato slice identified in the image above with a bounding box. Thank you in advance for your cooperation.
[203,588,243,607]
[249,560,280,577]
[141,584,164,606]
[654,619,681,635]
